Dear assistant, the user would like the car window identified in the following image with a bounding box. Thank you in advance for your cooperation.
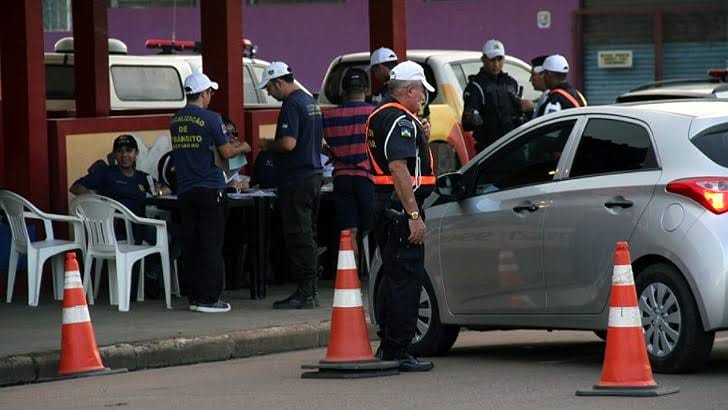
[473,120,575,195]
[322,62,367,105]
[243,65,257,104]
[692,125,728,168]
[111,65,184,101]
[252,64,280,105]
[504,62,539,101]
[46,64,75,99]
[570,118,658,178]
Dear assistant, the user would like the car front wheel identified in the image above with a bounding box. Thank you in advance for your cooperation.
[375,273,460,357]
[636,262,715,373]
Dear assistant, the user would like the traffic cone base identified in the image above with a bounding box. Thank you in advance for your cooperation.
[576,384,680,397]
[302,360,400,379]
[576,242,678,397]
[301,230,399,379]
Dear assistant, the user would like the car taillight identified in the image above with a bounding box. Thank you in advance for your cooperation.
[666,177,728,214]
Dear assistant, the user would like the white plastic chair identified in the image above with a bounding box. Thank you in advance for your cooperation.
[144,204,181,297]
[70,194,172,311]
[0,190,84,306]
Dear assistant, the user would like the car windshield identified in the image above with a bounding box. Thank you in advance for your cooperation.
[692,125,728,168]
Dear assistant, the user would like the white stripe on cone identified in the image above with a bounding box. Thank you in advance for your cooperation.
[64,270,83,289]
[333,289,363,308]
[337,250,357,270]
[612,265,635,285]
[63,305,91,325]
[498,264,518,272]
[608,306,642,328]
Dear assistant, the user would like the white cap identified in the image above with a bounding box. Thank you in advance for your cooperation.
[257,61,291,89]
[543,54,569,73]
[483,39,505,59]
[389,61,435,92]
[533,65,544,74]
[184,72,218,94]
[370,47,398,66]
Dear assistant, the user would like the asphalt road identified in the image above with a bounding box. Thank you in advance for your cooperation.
[3,330,728,410]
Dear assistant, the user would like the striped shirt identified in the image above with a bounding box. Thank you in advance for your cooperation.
[322,101,374,178]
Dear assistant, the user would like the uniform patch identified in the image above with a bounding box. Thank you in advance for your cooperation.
[545,101,562,114]
[138,184,146,192]
[400,126,413,139]
[281,123,289,129]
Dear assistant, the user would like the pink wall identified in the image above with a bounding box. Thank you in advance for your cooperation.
[44,0,579,92]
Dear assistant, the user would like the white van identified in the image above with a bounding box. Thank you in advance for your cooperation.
[45,37,297,113]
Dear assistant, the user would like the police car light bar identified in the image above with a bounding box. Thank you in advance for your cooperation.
[145,38,257,57]
[707,69,727,81]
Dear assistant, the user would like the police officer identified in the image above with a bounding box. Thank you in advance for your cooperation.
[366,61,435,372]
[536,54,587,117]
[529,55,549,119]
[258,61,324,310]
[171,72,250,313]
[462,39,533,153]
[369,47,398,105]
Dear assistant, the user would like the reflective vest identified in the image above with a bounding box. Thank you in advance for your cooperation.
[550,88,588,108]
[365,102,436,188]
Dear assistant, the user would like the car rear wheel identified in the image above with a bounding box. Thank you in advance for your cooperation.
[635,262,715,373]
[375,273,460,357]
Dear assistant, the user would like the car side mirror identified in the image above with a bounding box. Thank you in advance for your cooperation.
[435,172,465,200]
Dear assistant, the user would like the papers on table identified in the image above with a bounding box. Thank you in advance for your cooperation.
[227,189,276,198]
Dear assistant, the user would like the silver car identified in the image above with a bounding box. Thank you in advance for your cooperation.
[369,100,728,373]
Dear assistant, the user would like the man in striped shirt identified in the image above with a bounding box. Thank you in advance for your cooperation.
[322,68,375,264]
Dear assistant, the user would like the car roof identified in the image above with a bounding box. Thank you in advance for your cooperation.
[334,49,530,68]
[616,78,728,102]
[614,99,728,118]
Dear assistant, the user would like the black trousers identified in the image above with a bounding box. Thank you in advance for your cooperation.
[179,187,225,305]
[373,193,426,354]
[278,174,322,294]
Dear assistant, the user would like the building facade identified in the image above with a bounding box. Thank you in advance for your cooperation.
[42,0,728,104]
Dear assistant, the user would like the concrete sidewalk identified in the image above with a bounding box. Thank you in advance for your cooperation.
[0,281,375,387]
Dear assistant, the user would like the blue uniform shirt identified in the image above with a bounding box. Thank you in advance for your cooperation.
[273,89,323,189]
[74,165,151,216]
[170,104,228,194]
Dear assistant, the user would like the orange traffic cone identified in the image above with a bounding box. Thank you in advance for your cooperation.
[576,242,678,397]
[58,252,124,378]
[301,230,399,379]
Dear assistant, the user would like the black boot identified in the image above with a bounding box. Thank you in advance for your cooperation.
[272,289,315,310]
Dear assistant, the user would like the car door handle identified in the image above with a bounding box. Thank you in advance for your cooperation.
[604,198,634,209]
[513,203,539,213]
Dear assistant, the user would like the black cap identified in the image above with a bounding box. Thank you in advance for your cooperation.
[531,55,548,69]
[342,68,369,93]
[113,134,138,152]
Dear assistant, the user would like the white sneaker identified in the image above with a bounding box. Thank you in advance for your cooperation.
[195,300,231,313]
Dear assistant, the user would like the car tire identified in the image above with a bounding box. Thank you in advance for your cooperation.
[375,273,460,357]
[635,262,715,373]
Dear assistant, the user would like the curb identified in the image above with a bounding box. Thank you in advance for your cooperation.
[0,321,378,387]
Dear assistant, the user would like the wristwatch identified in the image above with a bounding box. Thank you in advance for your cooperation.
[407,210,420,220]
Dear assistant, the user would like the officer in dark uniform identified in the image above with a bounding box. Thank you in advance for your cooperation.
[462,39,533,153]
[536,54,587,117]
[366,61,436,372]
